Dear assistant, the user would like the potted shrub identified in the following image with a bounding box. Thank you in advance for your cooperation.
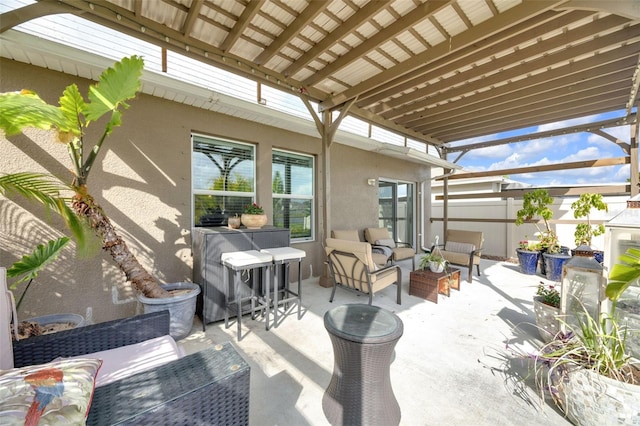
[571,193,608,263]
[515,189,563,275]
[0,57,199,340]
[516,239,541,275]
[528,252,640,425]
[419,252,447,273]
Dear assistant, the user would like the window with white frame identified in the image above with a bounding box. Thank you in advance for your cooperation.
[192,134,255,226]
[272,150,314,241]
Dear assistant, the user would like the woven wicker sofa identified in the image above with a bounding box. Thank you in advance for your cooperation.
[12,311,250,425]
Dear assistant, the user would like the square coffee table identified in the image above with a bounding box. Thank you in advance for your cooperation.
[409,267,461,303]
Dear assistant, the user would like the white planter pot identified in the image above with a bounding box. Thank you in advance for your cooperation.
[137,282,200,341]
[553,367,640,426]
[22,313,85,335]
[533,296,560,343]
[429,261,444,273]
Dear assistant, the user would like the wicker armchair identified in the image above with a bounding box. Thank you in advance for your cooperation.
[12,311,250,425]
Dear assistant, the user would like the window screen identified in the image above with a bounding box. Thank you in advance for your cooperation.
[192,135,255,226]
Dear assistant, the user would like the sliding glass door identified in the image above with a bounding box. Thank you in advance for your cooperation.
[378,180,414,245]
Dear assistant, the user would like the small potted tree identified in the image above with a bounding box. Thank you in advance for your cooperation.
[571,193,608,263]
[515,189,568,277]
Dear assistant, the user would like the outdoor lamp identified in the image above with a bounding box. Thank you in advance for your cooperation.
[560,245,606,334]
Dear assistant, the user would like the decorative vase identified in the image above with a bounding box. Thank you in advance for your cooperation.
[551,366,640,426]
[241,213,267,229]
[137,282,200,341]
[516,249,539,275]
[228,215,241,229]
[543,252,572,281]
[533,296,560,342]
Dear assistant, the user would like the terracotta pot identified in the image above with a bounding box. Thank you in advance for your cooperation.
[241,213,267,229]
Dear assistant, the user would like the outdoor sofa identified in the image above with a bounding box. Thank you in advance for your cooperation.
[10,310,250,425]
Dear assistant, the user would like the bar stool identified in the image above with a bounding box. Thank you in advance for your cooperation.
[221,250,273,340]
[260,247,306,327]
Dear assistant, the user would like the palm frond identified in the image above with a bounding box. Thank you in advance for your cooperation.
[0,172,90,252]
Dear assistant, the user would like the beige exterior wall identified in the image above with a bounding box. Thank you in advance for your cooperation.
[1,59,432,323]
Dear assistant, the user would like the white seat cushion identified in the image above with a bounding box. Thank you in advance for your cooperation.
[221,250,273,268]
[70,335,184,387]
[260,247,306,261]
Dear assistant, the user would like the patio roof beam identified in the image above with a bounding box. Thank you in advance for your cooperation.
[440,157,630,181]
[304,1,451,88]
[318,0,566,112]
[219,0,262,53]
[398,53,638,128]
[0,1,77,33]
[436,185,631,201]
[254,0,326,65]
[282,0,392,78]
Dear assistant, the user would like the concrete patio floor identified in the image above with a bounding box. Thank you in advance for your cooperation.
[178,258,572,425]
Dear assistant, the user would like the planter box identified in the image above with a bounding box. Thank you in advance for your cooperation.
[533,296,560,343]
[409,268,460,304]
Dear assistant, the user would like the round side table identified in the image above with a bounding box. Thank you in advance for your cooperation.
[322,304,404,426]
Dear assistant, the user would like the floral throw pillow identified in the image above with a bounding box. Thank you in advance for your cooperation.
[0,358,102,425]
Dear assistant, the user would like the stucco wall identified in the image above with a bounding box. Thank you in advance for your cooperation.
[1,58,432,323]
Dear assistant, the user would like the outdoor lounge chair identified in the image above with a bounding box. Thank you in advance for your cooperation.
[364,227,416,269]
[325,238,402,305]
[432,229,484,283]
[9,310,250,425]
[331,229,391,266]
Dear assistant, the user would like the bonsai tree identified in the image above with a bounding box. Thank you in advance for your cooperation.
[0,56,169,298]
[571,193,608,247]
[515,189,560,253]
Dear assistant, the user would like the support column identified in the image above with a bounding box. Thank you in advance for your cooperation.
[631,116,639,197]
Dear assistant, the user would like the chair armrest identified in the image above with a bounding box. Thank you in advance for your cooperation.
[13,311,170,367]
[87,342,250,425]
[371,263,401,277]
[395,241,412,249]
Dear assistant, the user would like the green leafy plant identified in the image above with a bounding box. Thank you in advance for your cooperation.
[515,189,561,253]
[526,249,640,411]
[419,252,447,270]
[6,237,70,311]
[243,203,264,214]
[536,282,560,308]
[571,193,608,247]
[0,56,170,298]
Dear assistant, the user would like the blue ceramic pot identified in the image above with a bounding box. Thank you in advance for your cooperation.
[543,252,572,282]
[516,249,539,275]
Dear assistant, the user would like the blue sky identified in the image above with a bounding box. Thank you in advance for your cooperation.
[449,109,633,186]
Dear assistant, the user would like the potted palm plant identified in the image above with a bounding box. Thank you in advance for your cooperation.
[0,57,199,340]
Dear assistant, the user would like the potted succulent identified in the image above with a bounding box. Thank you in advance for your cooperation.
[527,251,640,425]
[241,202,267,229]
[0,57,199,340]
[419,252,448,273]
[571,193,608,263]
[516,239,541,275]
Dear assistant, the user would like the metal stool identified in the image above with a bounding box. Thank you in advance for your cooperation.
[260,247,306,327]
[221,250,273,340]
